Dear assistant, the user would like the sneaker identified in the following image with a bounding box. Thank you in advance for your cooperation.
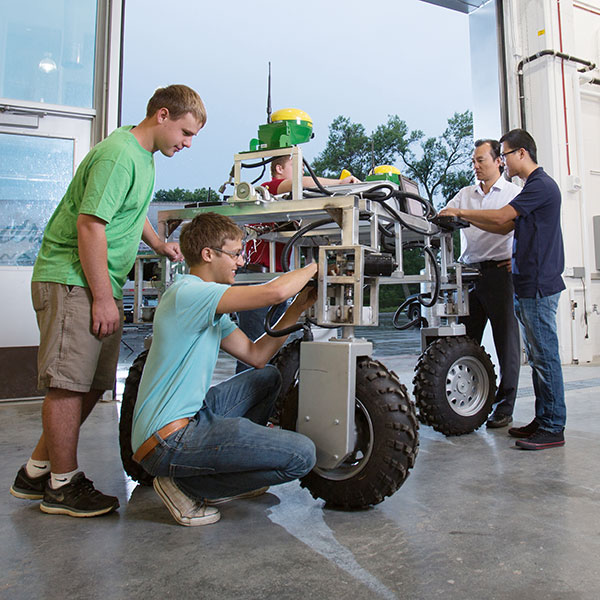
[10,465,50,500]
[515,429,565,450]
[508,419,540,438]
[205,486,269,506]
[153,477,220,526]
[40,472,119,517]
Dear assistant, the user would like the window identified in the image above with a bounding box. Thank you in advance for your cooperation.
[0,133,73,265]
[0,0,97,107]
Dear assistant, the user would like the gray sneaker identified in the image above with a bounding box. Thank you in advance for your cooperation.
[153,477,220,526]
[10,465,51,500]
[40,472,119,517]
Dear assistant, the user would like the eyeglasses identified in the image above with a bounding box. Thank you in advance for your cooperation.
[500,148,520,160]
[209,246,246,262]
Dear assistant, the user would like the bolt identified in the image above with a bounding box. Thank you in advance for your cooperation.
[333,419,340,425]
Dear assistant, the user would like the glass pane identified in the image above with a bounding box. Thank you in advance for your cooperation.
[0,133,73,266]
[0,0,98,108]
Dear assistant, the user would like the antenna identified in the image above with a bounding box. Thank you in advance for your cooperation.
[266,61,272,123]
[371,138,375,172]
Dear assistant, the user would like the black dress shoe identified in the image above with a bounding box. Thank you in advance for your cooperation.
[486,413,513,428]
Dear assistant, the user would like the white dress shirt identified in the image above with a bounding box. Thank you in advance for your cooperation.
[446,175,521,263]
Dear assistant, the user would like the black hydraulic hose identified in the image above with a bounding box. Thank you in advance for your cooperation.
[264,302,303,337]
[517,49,596,130]
[392,312,423,331]
[370,196,435,237]
[250,164,266,185]
[360,184,436,218]
[357,184,437,235]
[391,246,440,330]
[361,183,397,200]
[394,191,437,218]
[392,292,428,330]
[281,217,336,272]
[392,297,417,328]
[378,225,395,252]
[241,157,276,169]
[264,286,333,336]
[419,246,440,308]
[220,157,277,193]
[302,158,333,196]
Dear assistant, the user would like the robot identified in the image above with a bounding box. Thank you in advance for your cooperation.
[119,108,496,509]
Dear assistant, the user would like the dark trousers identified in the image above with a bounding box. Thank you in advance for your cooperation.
[235,304,287,373]
[461,264,521,416]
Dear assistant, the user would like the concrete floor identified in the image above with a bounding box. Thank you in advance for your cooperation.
[2,332,600,599]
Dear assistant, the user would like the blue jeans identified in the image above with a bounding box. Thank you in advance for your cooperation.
[140,365,316,500]
[514,292,566,432]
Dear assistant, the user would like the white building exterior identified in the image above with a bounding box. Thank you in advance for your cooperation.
[0,0,599,399]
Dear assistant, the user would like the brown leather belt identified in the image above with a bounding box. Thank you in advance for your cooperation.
[132,418,190,463]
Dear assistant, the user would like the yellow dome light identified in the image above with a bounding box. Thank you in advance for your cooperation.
[372,165,401,175]
[271,108,313,125]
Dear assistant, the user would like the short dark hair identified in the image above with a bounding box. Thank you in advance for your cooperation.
[270,155,291,178]
[180,212,244,266]
[146,84,207,126]
[499,129,537,163]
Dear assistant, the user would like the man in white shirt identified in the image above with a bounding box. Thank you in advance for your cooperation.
[446,139,521,428]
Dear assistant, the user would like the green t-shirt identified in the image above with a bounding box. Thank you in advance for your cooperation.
[32,126,155,299]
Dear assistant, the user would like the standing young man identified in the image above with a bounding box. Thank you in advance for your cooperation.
[132,212,318,526]
[10,85,206,516]
[441,129,566,450]
[445,139,521,428]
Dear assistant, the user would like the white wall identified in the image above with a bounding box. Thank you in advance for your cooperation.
[0,267,38,347]
[502,0,600,363]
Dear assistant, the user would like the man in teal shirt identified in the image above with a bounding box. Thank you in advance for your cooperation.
[132,212,318,527]
[10,85,206,517]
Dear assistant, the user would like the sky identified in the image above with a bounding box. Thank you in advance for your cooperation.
[120,0,473,194]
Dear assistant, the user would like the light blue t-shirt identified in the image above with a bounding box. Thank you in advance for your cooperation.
[131,274,237,451]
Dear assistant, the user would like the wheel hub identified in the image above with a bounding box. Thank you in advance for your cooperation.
[445,356,490,417]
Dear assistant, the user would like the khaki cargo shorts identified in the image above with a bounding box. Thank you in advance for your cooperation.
[32,281,124,393]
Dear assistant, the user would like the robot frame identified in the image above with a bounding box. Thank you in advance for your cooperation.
[119,131,496,511]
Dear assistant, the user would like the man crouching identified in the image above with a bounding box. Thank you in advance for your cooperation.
[131,212,317,526]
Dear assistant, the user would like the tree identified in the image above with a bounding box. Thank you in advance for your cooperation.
[153,187,219,203]
[311,110,474,205]
[311,116,371,180]
[311,115,409,181]
[399,110,474,205]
